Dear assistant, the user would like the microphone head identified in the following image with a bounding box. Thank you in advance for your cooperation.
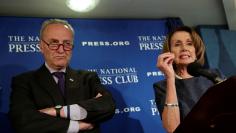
[187,61,202,77]
[187,61,224,84]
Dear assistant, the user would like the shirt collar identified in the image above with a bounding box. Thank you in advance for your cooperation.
[175,74,183,79]
[45,62,66,74]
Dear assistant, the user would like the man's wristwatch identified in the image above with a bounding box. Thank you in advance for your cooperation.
[55,105,62,117]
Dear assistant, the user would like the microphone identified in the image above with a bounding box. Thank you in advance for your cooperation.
[187,61,224,84]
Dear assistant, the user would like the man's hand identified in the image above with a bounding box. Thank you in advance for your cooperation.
[79,121,94,130]
[39,107,56,116]
[95,93,102,98]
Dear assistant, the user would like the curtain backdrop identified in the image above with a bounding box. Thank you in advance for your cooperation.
[0,17,183,133]
[197,25,236,77]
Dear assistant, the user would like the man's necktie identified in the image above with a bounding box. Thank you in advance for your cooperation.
[53,72,65,95]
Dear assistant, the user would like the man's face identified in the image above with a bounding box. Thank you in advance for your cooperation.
[40,23,73,70]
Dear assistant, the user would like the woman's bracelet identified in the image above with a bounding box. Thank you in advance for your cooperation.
[164,103,179,107]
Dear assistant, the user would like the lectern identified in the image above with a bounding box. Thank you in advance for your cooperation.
[174,76,236,133]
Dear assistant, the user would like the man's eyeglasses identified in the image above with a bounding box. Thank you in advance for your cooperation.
[41,39,74,51]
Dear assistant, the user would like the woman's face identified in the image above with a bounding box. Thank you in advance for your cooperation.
[170,31,197,66]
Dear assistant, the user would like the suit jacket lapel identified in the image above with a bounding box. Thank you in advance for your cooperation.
[65,67,81,104]
[35,65,65,105]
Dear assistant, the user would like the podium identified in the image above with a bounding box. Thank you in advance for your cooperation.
[174,76,236,133]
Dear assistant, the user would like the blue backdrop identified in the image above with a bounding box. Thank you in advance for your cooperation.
[0,17,182,133]
[197,25,236,77]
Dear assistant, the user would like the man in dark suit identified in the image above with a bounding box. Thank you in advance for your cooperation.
[9,19,115,133]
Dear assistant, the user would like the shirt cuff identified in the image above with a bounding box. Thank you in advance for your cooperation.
[63,104,87,120]
[67,120,79,133]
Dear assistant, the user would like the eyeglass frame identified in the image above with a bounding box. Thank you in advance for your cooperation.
[41,39,74,51]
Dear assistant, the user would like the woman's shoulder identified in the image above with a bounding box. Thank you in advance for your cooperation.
[153,79,167,91]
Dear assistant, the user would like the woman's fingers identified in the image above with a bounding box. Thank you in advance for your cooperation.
[157,52,174,67]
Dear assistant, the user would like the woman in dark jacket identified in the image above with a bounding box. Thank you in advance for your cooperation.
[153,26,224,133]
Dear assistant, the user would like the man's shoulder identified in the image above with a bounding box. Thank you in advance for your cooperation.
[11,70,37,83]
[69,68,97,77]
[12,65,44,80]
[77,69,95,74]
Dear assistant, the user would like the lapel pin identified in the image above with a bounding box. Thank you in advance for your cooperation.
[69,78,74,82]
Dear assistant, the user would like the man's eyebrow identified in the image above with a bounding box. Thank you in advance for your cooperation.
[48,38,72,43]
[63,40,72,42]
[48,38,59,42]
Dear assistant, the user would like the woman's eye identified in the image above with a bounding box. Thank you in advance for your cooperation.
[175,43,180,46]
[187,42,193,45]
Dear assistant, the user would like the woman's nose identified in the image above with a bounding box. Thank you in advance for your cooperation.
[181,44,188,51]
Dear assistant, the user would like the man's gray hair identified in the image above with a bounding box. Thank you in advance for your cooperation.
[40,19,74,39]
